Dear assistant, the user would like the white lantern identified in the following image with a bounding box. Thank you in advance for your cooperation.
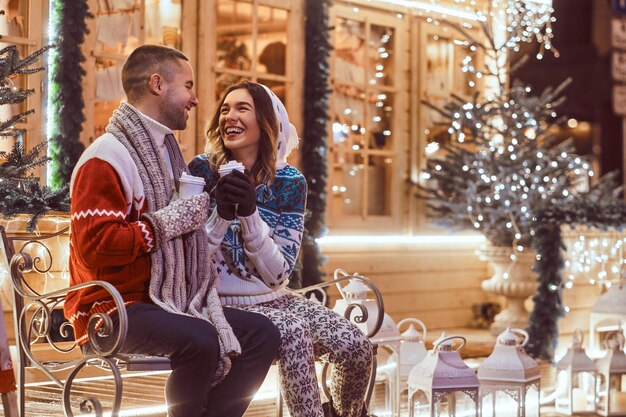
[596,333,626,416]
[555,330,598,415]
[384,319,429,416]
[408,333,479,417]
[478,328,540,417]
[396,318,428,380]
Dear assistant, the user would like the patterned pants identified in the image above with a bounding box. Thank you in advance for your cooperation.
[230,293,373,417]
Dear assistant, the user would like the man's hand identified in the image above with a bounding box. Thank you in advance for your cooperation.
[214,170,257,219]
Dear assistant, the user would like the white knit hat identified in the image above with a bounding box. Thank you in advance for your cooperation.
[258,84,300,168]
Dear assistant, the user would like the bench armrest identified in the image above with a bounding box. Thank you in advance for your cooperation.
[10,251,128,359]
[293,268,385,339]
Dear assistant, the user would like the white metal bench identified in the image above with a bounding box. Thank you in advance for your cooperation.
[0,225,385,417]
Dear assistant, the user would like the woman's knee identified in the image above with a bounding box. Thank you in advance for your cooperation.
[338,328,374,366]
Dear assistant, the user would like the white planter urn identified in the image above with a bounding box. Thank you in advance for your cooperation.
[477,245,537,336]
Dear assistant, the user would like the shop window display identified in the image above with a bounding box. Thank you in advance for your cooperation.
[88,0,183,141]
[329,15,396,219]
[215,0,288,102]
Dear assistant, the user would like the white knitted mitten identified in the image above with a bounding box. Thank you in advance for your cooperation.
[142,192,210,249]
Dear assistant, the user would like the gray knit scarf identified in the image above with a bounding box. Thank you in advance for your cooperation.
[106,103,235,381]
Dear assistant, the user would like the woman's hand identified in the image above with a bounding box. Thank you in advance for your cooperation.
[214,170,257,219]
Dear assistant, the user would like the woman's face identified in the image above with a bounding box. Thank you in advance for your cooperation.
[218,88,261,157]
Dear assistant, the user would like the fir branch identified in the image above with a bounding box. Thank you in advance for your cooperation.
[0,44,54,79]
[0,141,50,176]
[0,38,69,230]
[0,109,33,137]
[0,181,70,232]
[0,85,32,105]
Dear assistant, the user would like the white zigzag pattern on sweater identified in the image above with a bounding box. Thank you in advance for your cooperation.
[72,302,133,344]
[137,221,154,251]
[71,209,126,221]
[68,299,118,322]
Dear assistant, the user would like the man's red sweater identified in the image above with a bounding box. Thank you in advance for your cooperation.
[64,136,156,345]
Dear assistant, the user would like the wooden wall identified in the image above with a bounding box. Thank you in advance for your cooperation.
[318,238,496,330]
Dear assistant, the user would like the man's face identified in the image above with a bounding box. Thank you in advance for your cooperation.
[159,60,199,131]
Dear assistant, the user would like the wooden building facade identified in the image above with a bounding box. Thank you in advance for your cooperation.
[1,0,604,334]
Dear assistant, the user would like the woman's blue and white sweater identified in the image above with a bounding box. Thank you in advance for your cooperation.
[188,154,307,305]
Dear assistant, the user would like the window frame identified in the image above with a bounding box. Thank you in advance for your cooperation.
[326,2,409,233]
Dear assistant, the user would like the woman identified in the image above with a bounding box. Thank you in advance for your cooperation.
[188,81,373,417]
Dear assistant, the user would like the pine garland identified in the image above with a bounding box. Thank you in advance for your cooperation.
[526,199,626,360]
[47,0,90,188]
[296,0,331,289]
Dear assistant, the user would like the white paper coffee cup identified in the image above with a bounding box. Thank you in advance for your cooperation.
[179,173,206,198]
[218,160,245,177]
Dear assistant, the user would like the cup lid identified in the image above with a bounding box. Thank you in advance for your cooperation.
[180,172,205,184]
[219,160,244,171]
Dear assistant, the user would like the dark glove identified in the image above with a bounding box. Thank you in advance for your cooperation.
[215,175,236,220]
[215,170,257,219]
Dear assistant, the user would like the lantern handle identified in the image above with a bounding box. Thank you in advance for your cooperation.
[573,328,584,345]
[434,335,466,352]
[333,268,351,300]
[509,328,529,347]
[397,318,427,340]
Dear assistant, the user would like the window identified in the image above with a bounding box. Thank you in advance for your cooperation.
[412,18,483,231]
[327,4,407,231]
[420,26,476,149]
[196,0,304,159]
[81,0,185,148]
[215,1,288,98]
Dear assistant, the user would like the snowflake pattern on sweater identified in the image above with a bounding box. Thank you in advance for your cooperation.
[188,155,307,305]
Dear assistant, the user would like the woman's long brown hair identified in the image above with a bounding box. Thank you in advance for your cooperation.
[205,81,278,185]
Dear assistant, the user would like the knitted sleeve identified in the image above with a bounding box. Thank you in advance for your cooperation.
[238,173,306,288]
[71,159,155,268]
[141,192,210,249]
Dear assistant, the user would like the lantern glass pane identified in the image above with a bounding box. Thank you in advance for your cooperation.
[481,392,495,417]
[572,371,596,413]
[433,391,477,417]
[410,389,430,417]
[524,383,540,417]
[494,389,520,417]
[609,374,626,413]
[556,370,595,414]
[598,373,609,414]
[555,370,572,413]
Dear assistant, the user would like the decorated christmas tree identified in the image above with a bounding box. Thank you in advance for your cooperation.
[0,41,69,231]
[418,0,620,250]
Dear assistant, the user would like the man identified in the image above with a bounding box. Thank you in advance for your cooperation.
[64,44,280,417]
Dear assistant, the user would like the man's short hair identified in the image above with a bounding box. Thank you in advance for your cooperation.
[121,44,189,101]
